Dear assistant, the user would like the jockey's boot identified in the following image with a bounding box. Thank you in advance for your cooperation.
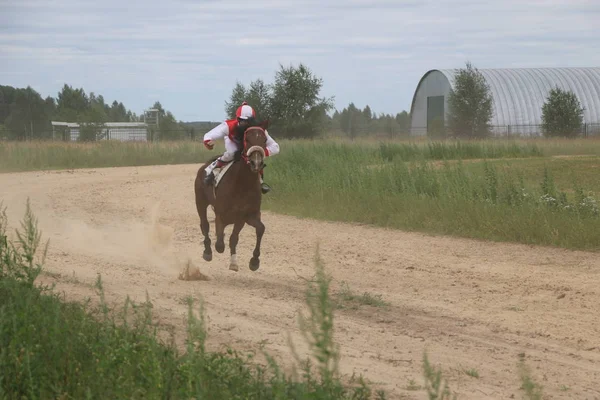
[260,170,271,194]
[204,158,228,186]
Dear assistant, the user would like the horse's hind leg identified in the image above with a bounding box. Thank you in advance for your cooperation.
[228,221,245,272]
[199,205,212,261]
[215,215,226,254]
[246,214,265,271]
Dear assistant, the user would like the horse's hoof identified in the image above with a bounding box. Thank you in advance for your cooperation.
[249,257,260,271]
[229,263,239,272]
[216,243,225,253]
[203,252,212,262]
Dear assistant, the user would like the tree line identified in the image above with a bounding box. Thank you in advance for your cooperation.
[224,63,411,139]
[4,61,582,141]
[1,63,410,141]
[0,84,195,141]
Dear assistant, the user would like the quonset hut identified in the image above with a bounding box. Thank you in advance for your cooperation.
[409,67,600,137]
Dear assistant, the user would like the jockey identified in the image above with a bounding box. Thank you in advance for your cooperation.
[203,102,280,194]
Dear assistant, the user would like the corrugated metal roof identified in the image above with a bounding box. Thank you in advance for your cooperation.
[438,67,600,126]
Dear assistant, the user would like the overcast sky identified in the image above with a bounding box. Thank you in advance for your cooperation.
[1,0,599,122]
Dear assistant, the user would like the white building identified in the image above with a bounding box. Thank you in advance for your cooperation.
[409,67,600,137]
[51,121,149,141]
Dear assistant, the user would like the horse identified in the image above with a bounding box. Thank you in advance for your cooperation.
[194,121,269,272]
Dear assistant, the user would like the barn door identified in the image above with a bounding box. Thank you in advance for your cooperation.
[427,96,445,135]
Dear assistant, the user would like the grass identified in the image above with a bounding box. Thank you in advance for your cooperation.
[263,141,600,250]
[518,356,544,400]
[0,200,382,399]
[465,369,479,378]
[3,137,600,250]
[335,281,390,310]
[0,137,545,173]
[0,140,212,173]
[0,198,550,400]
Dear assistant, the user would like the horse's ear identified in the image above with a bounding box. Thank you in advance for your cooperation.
[259,119,270,130]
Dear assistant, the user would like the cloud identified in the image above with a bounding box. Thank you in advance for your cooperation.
[1,0,599,121]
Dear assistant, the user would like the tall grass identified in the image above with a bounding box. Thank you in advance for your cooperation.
[0,140,212,172]
[0,201,381,399]
[263,142,600,250]
[0,138,544,173]
[0,200,550,400]
[3,138,600,249]
[4,138,600,174]
[327,136,600,157]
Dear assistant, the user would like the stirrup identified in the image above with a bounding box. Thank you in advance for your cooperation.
[261,183,271,194]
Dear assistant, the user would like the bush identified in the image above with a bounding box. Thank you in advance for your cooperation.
[541,87,584,138]
[447,61,493,139]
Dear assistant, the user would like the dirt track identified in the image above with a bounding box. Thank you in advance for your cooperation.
[2,164,600,399]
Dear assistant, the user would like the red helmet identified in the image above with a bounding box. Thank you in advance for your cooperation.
[235,101,256,120]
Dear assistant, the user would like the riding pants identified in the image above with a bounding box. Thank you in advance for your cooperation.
[219,136,241,163]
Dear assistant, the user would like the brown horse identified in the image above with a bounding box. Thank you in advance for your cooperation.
[194,122,269,272]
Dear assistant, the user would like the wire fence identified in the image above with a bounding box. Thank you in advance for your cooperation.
[410,123,600,138]
[5,123,600,142]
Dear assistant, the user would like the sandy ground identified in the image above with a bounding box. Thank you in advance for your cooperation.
[2,164,600,399]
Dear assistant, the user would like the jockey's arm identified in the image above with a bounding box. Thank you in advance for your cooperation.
[203,122,228,142]
[264,130,280,157]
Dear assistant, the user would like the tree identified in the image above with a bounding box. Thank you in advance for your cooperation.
[447,61,493,139]
[224,82,247,119]
[245,79,272,121]
[226,79,273,121]
[395,111,410,134]
[4,86,51,140]
[541,87,584,138]
[1,83,148,140]
[269,63,334,138]
[362,105,372,123]
[224,63,334,138]
[339,103,366,139]
[56,84,89,117]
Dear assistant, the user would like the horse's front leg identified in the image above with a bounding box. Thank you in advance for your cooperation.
[228,221,245,272]
[246,214,265,271]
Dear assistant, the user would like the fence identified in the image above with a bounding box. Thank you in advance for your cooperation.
[51,122,153,142]
[49,121,204,142]
[8,123,600,142]
[410,123,600,138]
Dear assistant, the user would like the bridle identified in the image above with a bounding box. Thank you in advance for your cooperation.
[242,126,267,164]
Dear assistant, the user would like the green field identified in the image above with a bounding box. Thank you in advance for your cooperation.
[262,139,600,251]
[0,140,210,173]
[2,138,600,250]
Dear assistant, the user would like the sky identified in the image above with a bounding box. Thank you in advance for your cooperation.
[1,0,599,122]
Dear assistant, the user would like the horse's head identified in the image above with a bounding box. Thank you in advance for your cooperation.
[243,120,269,173]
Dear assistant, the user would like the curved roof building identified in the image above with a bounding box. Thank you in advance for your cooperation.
[409,67,600,136]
